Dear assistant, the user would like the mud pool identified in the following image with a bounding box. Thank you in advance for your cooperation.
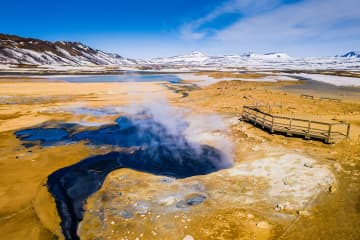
[15,111,231,240]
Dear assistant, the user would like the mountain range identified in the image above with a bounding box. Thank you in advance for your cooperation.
[0,34,136,66]
[0,33,359,71]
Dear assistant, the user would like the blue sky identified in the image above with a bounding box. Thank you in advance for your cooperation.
[1,0,359,58]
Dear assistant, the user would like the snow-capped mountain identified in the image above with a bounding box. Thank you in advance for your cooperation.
[340,51,360,58]
[0,34,137,66]
[150,51,209,65]
[149,51,293,66]
[148,51,294,66]
[0,34,359,72]
[146,51,360,71]
[246,52,291,60]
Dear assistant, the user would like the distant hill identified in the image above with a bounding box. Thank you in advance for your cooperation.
[0,33,137,66]
[149,51,292,66]
[340,51,360,58]
[150,51,209,65]
[247,52,291,60]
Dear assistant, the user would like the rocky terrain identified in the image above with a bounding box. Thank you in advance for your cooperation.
[0,34,137,66]
[0,74,359,240]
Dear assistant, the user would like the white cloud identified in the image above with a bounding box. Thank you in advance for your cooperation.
[217,0,360,41]
[180,24,206,41]
[180,0,282,40]
[180,0,360,56]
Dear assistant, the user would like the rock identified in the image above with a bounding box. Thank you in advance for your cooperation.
[176,200,187,209]
[176,194,207,208]
[256,221,271,229]
[120,210,133,219]
[251,146,260,151]
[275,204,284,211]
[159,196,176,206]
[160,177,175,184]
[304,162,313,168]
[183,235,194,240]
[185,194,206,206]
[296,210,310,216]
[246,213,254,219]
[283,179,289,185]
[329,185,337,193]
[134,202,150,215]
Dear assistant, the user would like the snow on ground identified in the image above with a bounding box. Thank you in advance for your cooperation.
[177,72,360,87]
[289,73,360,87]
[176,73,298,86]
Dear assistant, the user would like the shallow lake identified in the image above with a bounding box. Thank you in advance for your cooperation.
[38,73,181,83]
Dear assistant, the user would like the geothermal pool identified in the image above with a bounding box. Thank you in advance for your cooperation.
[15,108,232,240]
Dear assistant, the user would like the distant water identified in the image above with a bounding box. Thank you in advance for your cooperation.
[42,74,181,83]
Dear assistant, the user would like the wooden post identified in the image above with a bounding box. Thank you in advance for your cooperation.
[271,116,274,133]
[327,124,332,143]
[287,118,292,136]
[306,120,311,139]
[346,124,351,138]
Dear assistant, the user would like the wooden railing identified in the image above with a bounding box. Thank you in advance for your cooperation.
[300,94,342,102]
[242,106,350,143]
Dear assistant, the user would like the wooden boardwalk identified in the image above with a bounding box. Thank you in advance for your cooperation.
[242,105,350,143]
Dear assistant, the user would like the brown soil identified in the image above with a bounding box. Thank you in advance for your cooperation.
[0,76,359,240]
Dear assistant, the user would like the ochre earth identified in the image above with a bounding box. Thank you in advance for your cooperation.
[0,74,359,240]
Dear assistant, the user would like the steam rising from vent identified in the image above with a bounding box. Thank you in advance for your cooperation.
[15,98,234,240]
[15,75,234,240]
[117,99,234,168]
[119,75,235,165]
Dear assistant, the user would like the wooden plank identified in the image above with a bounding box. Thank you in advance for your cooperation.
[320,97,342,102]
[301,94,314,99]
